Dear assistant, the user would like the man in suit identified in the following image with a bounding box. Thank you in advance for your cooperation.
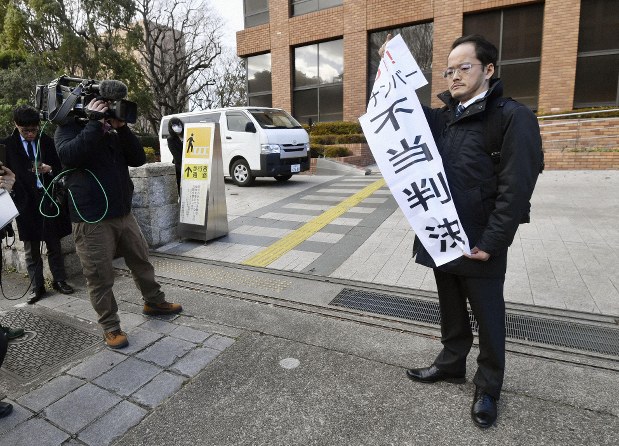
[2,105,74,304]
[381,34,542,428]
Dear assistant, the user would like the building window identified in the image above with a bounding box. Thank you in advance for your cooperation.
[291,0,342,17]
[368,23,433,106]
[574,0,619,108]
[244,0,269,28]
[247,53,272,107]
[464,3,544,110]
[293,39,343,123]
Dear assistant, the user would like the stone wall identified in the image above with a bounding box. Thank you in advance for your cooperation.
[1,163,179,280]
[1,231,82,281]
[129,163,179,248]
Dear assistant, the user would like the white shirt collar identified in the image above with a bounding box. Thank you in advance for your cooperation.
[459,89,489,109]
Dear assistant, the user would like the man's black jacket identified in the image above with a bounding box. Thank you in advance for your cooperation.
[415,79,542,278]
[1,129,71,241]
[55,119,145,223]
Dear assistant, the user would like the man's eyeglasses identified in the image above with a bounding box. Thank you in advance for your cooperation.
[17,126,39,135]
[442,63,483,79]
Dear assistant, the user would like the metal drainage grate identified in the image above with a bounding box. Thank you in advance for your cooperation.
[0,309,102,380]
[330,288,619,357]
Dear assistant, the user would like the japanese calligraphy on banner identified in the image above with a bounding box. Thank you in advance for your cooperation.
[359,34,470,266]
[180,123,213,226]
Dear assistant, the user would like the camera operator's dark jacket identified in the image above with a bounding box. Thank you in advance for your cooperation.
[54,119,145,223]
[415,79,542,278]
[1,129,71,241]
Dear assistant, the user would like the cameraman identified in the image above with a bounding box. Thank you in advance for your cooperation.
[55,98,182,349]
[1,105,74,305]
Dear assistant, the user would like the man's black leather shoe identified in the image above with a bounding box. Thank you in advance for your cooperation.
[27,286,46,305]
[471,386,497,429]
[52,281,74,294]
[406,364,465,384]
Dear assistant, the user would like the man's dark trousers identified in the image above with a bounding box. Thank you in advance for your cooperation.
[24,238,66,289]
[432,269,506,399]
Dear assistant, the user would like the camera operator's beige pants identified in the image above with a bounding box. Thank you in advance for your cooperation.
[72,213,165,333]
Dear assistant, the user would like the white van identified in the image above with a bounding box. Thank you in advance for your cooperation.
[159,107,310,186]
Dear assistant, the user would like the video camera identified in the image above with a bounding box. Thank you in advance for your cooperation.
[35,75,138,124]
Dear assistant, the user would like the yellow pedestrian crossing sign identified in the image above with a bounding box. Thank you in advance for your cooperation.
[184,127,211,159]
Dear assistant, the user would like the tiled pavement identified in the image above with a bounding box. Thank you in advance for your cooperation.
[157,171,619,316]
[0,172,617,445]
[0,292,236,446]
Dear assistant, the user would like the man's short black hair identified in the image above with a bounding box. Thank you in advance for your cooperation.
[13,105,41,127]
[451,34,498,68]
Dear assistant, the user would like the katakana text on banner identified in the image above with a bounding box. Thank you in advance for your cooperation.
[359,34,470,266]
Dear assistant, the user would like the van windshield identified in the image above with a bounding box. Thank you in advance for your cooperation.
[248,109,303,130]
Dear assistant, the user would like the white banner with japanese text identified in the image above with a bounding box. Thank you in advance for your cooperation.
[359,34,470,266]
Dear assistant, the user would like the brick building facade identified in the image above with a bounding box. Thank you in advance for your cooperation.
[237,0,618,123]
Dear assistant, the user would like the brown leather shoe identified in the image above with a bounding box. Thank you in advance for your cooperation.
[104,329,128,349]
[143,301,183,316]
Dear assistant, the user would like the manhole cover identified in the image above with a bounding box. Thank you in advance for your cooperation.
[0,309,102,381]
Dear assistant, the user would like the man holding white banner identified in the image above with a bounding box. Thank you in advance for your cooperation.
[369,34,542,428]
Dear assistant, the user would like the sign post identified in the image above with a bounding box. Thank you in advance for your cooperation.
[177,122,228,241]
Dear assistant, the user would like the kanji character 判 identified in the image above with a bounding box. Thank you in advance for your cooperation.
[402,172,452,211]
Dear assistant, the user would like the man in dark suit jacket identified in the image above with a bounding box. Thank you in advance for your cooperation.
[2,105,74,304]
[381,34,542,429]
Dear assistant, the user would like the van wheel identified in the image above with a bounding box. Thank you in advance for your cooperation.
[231,159,255,187]
[274,174,292,182]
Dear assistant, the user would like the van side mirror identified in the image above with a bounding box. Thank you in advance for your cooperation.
[245,122,257,133]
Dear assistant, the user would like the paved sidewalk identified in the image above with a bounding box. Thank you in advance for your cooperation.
[158,170,619,316]
[1,268,618,446]
[0,274,239,446]
[0,170,617,445]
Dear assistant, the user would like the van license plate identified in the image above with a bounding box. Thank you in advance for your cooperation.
[291,164,300,173]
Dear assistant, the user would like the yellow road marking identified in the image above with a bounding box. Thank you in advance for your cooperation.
[242,178,387,268]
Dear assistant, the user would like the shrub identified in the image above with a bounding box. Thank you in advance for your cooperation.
[137,134,160,158]
[324,146,353,158]
[310,144,325,158]
[336,134,366,144]
[310,121,362,135]
[144,147,158,163]
[310,134,337,145]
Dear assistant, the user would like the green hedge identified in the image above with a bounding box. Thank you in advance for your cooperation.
[311,133,367,145]
[310,121,362,135]
[336,134,366,144]
[324,146,353,157]
[310,135,337,145]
